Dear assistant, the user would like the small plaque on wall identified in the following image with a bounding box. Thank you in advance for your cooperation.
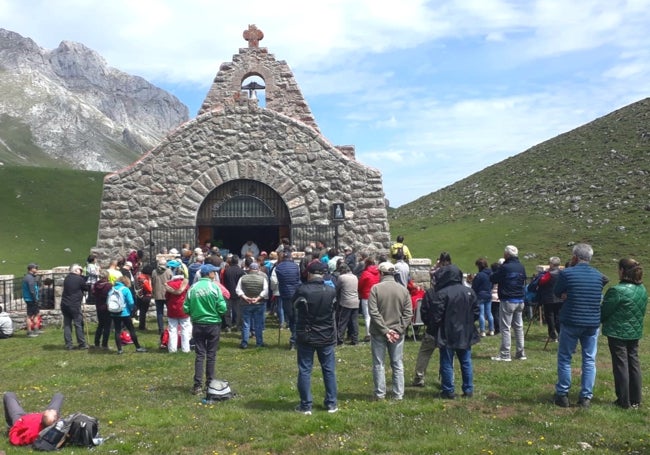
[332,203,345,221]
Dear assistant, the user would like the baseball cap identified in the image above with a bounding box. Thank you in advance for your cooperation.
[200,264,219,276]
[249,263,260,270]
[378,262,396,274]
[307,261,326,274]
[27,263,39,271]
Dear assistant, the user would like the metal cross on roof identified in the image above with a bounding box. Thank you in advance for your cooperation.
[243,24,264,48]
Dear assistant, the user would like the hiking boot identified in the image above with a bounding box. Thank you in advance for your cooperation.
[412,379,425,387]
[294,405,312,415]
[480,331,486,337]
[135,347,147,353]
[327,405,339,414]
[462,392,473,398]
[515,352,527,360]
[577,397,591,409]
[488,331,495,336]
[192,385,203,395]
[554,394,570,408]
[116,350,124,355]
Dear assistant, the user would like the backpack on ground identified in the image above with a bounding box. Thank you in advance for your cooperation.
[205,379,234,403]
[33,412,99,451]
[107,287,126,313]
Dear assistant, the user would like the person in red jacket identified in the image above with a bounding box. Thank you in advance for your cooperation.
[165,272,191,353]
[358,258,380,342]
[4,392,63,446]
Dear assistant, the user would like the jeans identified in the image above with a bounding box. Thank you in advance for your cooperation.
[498,301,525,358]
[371,334,405,399]
[62,305,86,348]
[168,317,192,353]
[556,323,599,399]
[607,337,642,407]
[281,297,297,345]
[241,303,266,347]
[439,346,473,395]
[478,299,494,333]
[193,323,221,388]
[414,332,438,383]
[360,299,371,337]
[155,299,166,334]
[296,343,337,410]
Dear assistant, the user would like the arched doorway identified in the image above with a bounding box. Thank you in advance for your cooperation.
[196,179,290,255]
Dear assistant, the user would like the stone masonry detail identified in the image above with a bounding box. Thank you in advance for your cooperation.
[94,26,390,260]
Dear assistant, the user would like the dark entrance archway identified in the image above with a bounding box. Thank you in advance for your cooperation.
[196,179,290,254]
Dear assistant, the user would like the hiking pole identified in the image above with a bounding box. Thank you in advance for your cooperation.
[525,302,539,338]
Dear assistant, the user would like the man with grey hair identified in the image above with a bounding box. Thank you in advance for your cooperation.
[368,262,413,400]
[60,263,90,350]
[553,243,608,408]
[490,245,527,361]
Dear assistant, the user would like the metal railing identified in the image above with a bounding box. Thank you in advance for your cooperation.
[0,272,67,312]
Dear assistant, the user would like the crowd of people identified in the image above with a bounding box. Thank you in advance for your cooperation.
[7,236,647,423]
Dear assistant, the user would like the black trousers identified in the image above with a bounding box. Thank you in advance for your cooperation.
[94,309,112,347]
[336,307,359,344]
[608,336,642,407]
[113,316,141,350]
[543,303,561,339]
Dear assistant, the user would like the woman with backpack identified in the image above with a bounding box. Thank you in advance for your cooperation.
[110,276,146,354]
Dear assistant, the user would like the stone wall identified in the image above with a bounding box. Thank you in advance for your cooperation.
[94,100,391,261]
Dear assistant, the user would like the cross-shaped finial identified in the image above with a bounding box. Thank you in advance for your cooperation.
[243,24,264,48]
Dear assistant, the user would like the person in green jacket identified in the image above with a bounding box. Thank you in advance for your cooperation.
[183,264,227,396]
[601,258,648,409]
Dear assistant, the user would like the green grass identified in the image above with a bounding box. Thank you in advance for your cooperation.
[0,165,106,276]
[1,315,649,454]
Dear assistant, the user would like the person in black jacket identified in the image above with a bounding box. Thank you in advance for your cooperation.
[431,264,479,399]
[292,261,338,415]
[60,264,90,350]
[537,257,563,342]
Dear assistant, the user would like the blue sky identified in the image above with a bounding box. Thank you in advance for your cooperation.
[2,0,650,207]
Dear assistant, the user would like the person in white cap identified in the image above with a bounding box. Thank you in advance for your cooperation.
[490,245,527,362]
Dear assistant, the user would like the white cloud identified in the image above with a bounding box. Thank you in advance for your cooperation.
[2,0,650,207]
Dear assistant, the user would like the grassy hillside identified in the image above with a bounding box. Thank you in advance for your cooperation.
[0,165,105,276]
[2,98,650,283]
[390,98,650,281]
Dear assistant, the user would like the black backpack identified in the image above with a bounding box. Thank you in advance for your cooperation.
[33,412,99,451]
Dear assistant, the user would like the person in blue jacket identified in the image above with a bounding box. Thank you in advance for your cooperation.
[553,243,608,408]
[111,275,147,354]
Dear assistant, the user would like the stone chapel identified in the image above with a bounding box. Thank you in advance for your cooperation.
[93,25,391,260]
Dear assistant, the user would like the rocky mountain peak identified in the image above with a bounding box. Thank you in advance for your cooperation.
[0,28,189,170]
